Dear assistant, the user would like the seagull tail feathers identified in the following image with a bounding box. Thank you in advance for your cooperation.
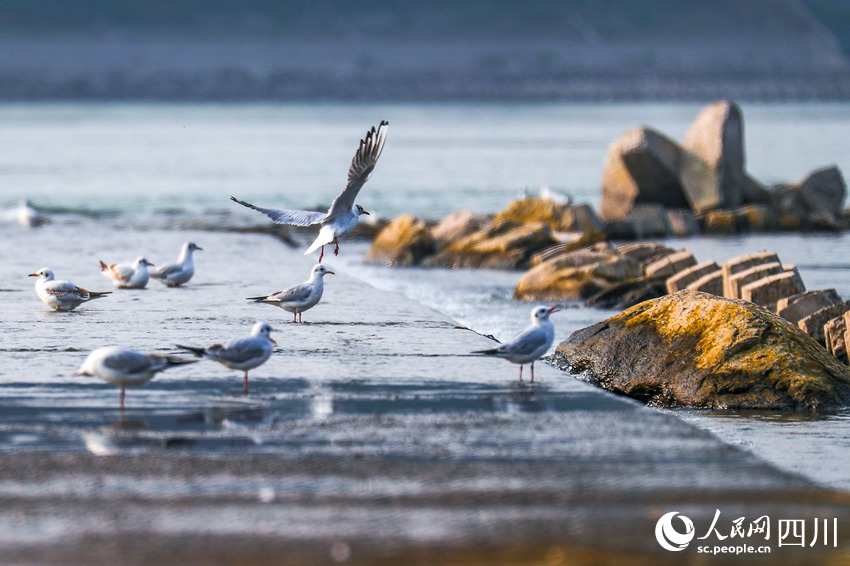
[174,345,206,358]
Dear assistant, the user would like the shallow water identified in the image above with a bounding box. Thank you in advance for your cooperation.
[3,101,850,496]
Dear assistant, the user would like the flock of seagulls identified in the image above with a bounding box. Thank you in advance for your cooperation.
[17,120,559,410]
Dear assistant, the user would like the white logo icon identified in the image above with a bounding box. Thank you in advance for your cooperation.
[655,511,696,552]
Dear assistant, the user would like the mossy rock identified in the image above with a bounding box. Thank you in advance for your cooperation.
[426,221,557,269]
[364,214,436,266]
[514,255,641,302]
[494,198,603,234]
[554,290,850,410]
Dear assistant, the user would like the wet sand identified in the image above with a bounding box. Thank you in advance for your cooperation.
[1,221,850,564]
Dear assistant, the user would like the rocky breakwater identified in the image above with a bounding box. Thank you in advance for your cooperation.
[601,99,848,238]
[553,290,850,410]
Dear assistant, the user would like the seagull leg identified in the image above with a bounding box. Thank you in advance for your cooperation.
[333,237,340,256]
[243,371,249,395]
[292,311,297,323]
[120,386,125,412]
[318,246,324,262]
[519,365,524,381]
[298,311,303,323]
[531,362,535,383]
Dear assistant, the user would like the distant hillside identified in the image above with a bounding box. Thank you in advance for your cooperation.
[2,0,850,100]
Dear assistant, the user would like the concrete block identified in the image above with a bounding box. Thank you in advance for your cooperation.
[726,262,783,299]
[825,314,848,363]
[740,271,805,309]
[777,289,842,324]
[721,251,781,298]
[798,301,850,346]
[643,250,697,278]
[666,261,720,293]
[686,271,723,296]
[665,209,700,238]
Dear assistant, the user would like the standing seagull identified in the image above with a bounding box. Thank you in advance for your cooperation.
[472,305,559,382]
[231,120,388,262]
[13,199,48,228]
[150,242,202,287]
[29,268,111,312]
[99,257,155,289]
[75,347,197,411]
[176,321,279,394]
[246,264,334,323]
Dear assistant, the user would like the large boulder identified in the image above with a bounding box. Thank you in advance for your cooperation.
[679,100,768,213]
[425,221,557,270]
[364,214,436,266]
[772,166,846,226]
[514,252,641,302]
[600,127,688,221]
[554,290,850,410]
[430,210,491,245]
[494,198,604,235]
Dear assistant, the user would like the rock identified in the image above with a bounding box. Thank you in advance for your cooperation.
[364,214,437,266]
[721,251,781,298]
[740,270,805,310]
[643,250,697,279]
[665,209,700,237]
[494,198,603,234]
[700,209,738,234]
[616,242,676,265]
[431,210,490,245]
[600,127,688,221]
[604,204,670,239]
[777,289,842,324]
[686,271,724,296]
[735,204,777,232]
[797,301,850,346]
[679,100,768,213]
[425,221,557,270]
[826,315,848,363]
[530,241,615,267]
[554,290,850,410]
[793,166,846,219]
[726,262,784,300]
[514,254,641,302]
[666,261,720,293]
[584,276,667,310]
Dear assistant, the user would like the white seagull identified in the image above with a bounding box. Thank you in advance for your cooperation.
[472,305,559,382]
[29,268,111,312]
[246,264,334,323]
[150,242,203,287]
[75,347,197,411]
[13,199,48,228]
[99,257,155,289]
[176,321,279,394]
[231,120,388,262]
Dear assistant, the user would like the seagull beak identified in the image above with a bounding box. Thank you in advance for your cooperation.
[28,273,38,277]
[548,305,560,313]
[361,210,371,216]
[326,270,336,275]
[196,246,204,251]
[148,261,155,266]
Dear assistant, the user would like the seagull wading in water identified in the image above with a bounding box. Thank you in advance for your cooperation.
[231,120,388,262]
[99,257,155,289]
[29,268,111,311]
[75,347,197,411]
[247,264,334,323]
[176,321,279,395]
[472,305,559,382]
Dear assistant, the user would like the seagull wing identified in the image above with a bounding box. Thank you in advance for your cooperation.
[497,327,550,358]
[45,280,90,300]
[151,263,183,279]
[230,197,326,227]
[269,283,313,304]
[219,337,269,364]
[101,350,160,375]
[325,121,388,221]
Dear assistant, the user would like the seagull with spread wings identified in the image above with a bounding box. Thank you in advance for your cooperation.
[231,120,388,262]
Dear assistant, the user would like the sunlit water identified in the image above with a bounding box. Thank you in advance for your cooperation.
[4,101,850,490]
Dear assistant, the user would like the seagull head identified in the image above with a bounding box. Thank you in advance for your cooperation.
[28,268,54,281]
[186,242,203,252]
[136,257,155,268]
[355,204,370,216]
[531,305,559,322]
[252,321,280,344]
[313,264,336,277]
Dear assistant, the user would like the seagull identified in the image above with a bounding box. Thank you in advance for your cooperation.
[75,347,198,411]
[150,242,202,287]
[246,264,334,323]
[472,305,559,382]
[99,257,155,289]
[29,268,111,311]
[231,120,389,262]
[176,321,279,394]
[13,199,48,228]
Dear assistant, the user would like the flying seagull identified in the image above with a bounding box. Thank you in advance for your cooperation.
[231,120,388,262]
